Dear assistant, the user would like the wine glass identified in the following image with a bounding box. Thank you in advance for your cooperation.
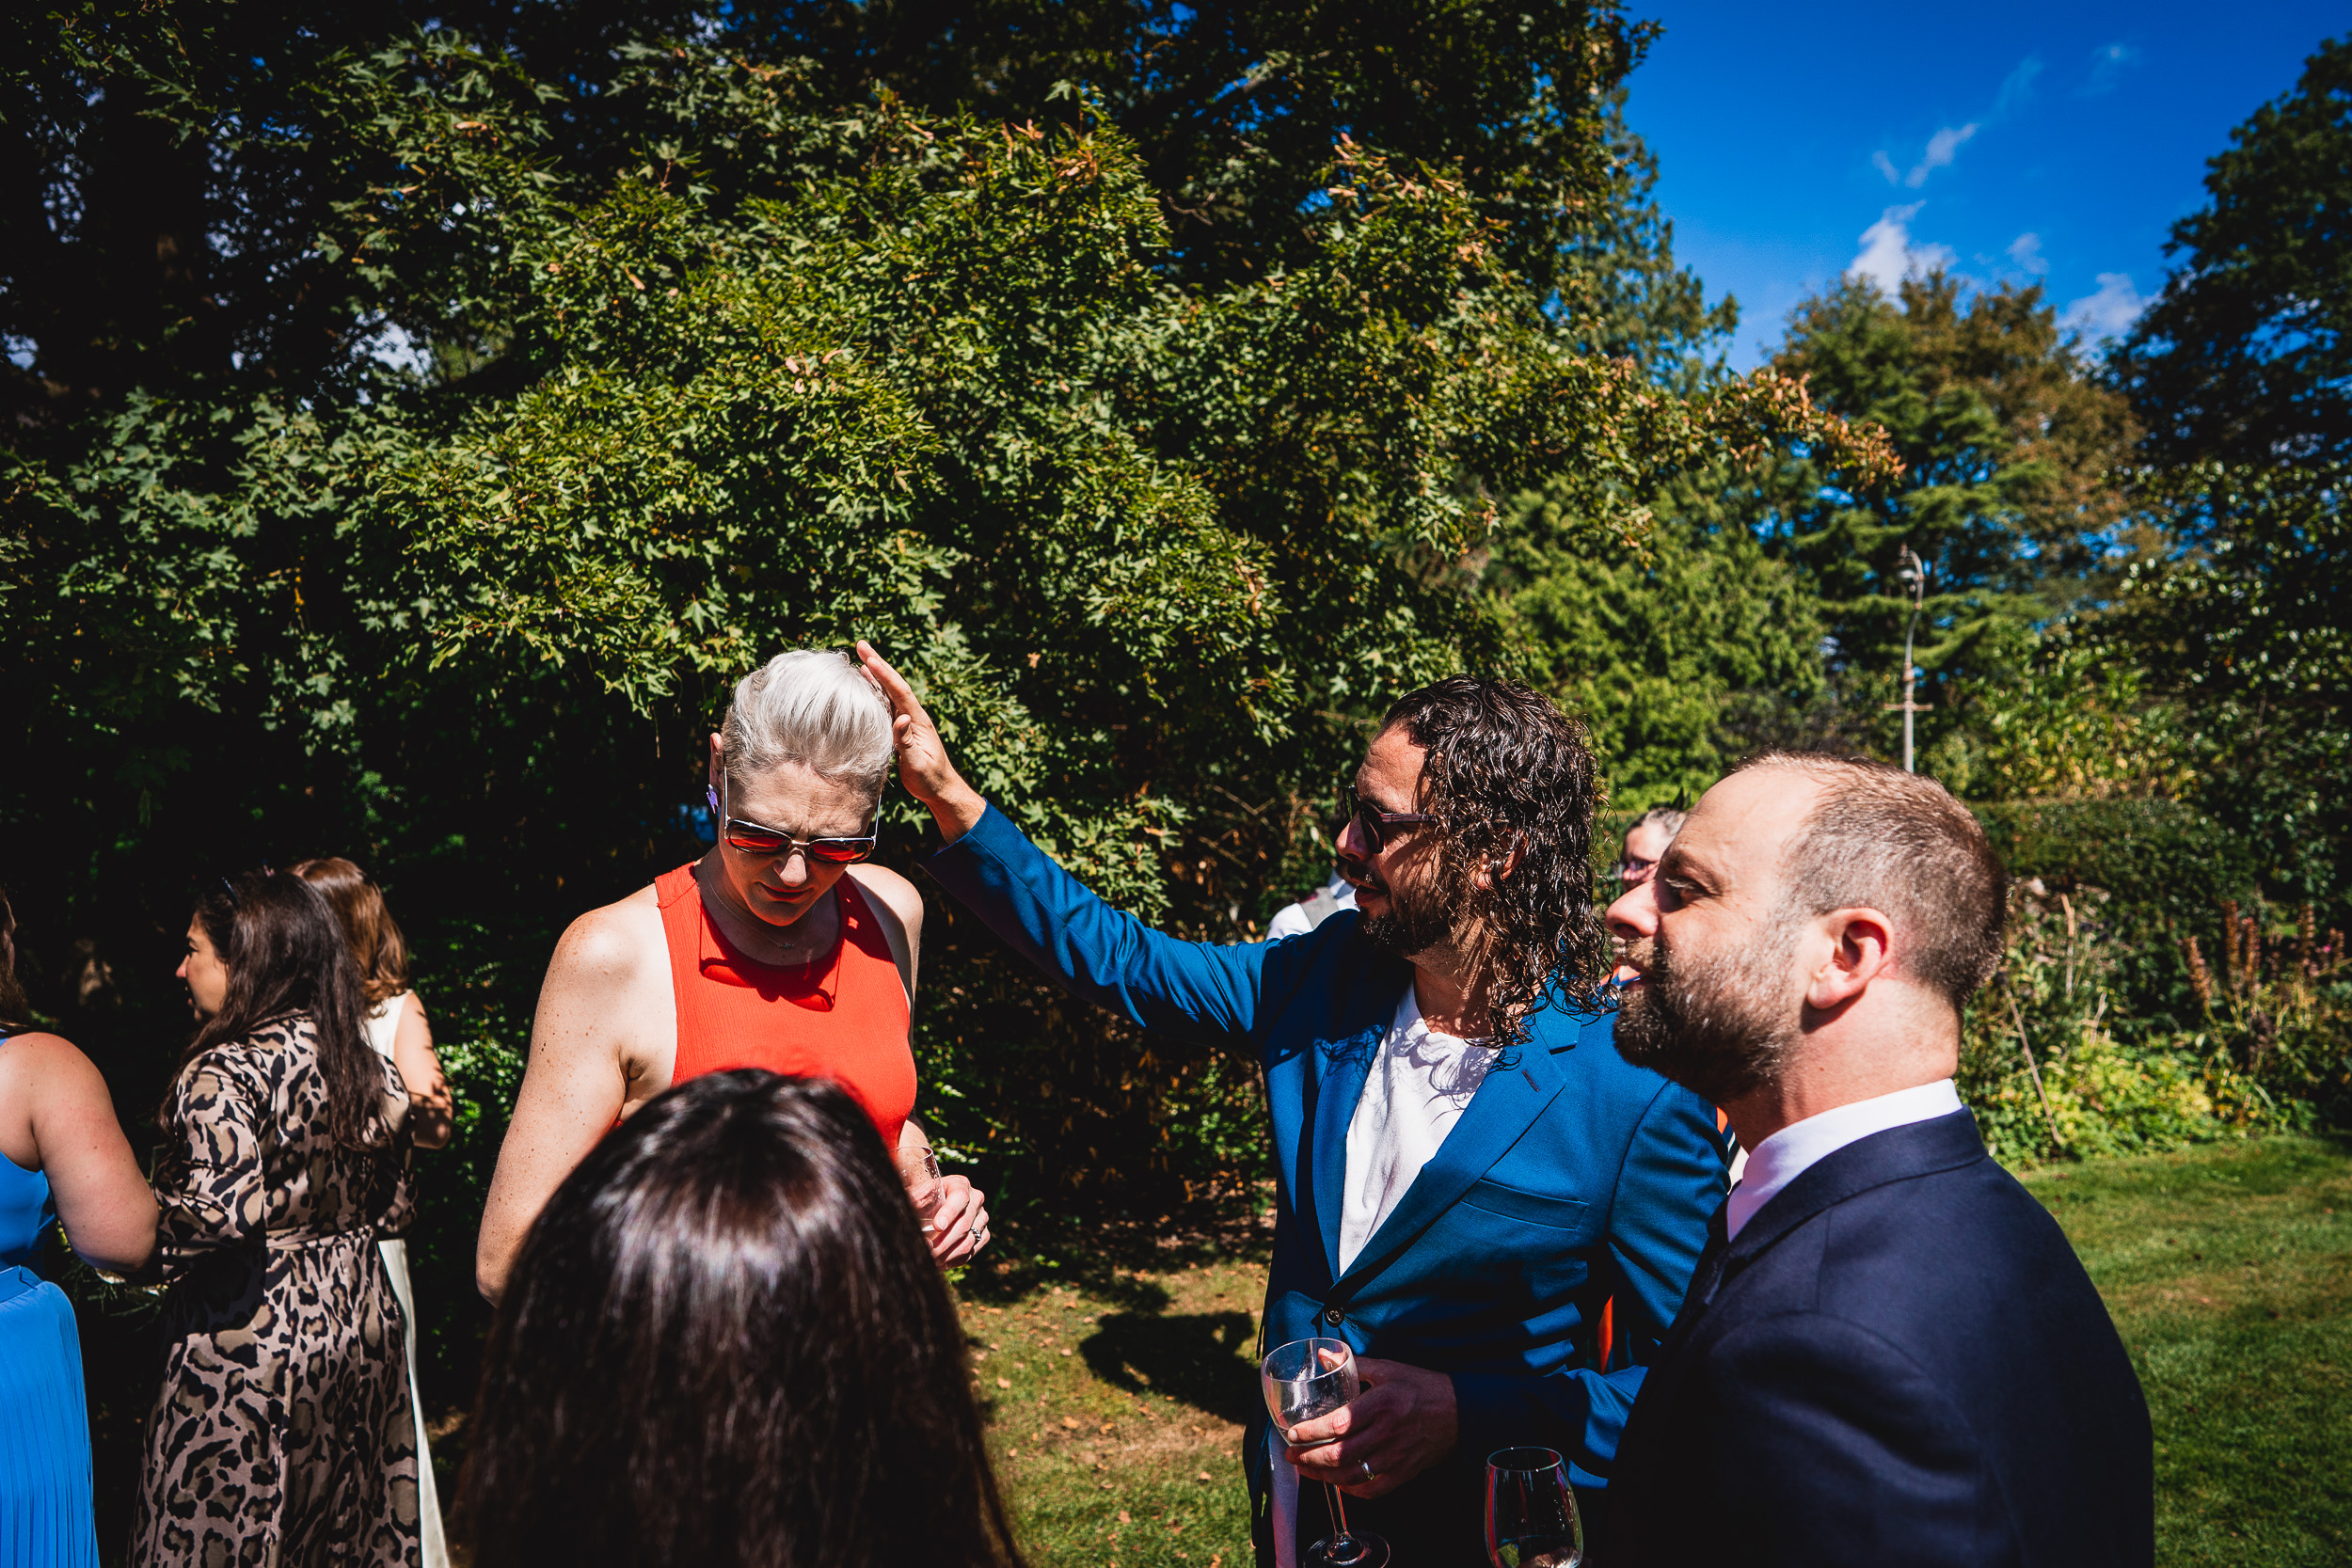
[894,1143,944,1238]
[1485,1446,1582,1568]
[1259,1338,1391,1568]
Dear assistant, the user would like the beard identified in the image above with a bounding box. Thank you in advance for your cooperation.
[1345,854,1466,959]
[1613,917,1804,1104]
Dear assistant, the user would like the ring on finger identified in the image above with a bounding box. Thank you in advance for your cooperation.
[1359,1460,1376,1483]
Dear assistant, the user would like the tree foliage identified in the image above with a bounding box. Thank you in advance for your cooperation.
[2115,35,2352,468]
[1750,272,2137,711]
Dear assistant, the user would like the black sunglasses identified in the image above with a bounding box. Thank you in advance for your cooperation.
[712,779,876,866]
[1343,785,1440,855]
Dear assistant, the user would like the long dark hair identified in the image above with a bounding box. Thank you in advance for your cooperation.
[290,857,412,1005]
[0,885,33,1034]
[168,869,389,1152]
[1383,676,1607,1048]
[462,1070,1026,1568]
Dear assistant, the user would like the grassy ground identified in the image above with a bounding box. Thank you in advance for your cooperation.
[977,1135,2352,1568]
[2017,1134,2352,1565]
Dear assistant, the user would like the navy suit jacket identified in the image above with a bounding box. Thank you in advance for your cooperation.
[1613,1109,2153,1568]
[926,805,1727,1564]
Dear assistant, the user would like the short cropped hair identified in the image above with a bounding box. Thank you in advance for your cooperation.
[722,649,894,795]
[1629,805,1687,842]
[1739,752,2007,1011]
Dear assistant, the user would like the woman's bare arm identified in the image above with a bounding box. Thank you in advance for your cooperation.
[390,993,455,1151]
[475,902,661,1303]
[0,1034,156,1274]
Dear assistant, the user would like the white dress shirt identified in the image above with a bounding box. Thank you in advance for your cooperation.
[1724,1079,1964,1243]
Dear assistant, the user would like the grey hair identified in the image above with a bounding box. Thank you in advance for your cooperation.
[721,650,895,796]
[1629,805,1688,841]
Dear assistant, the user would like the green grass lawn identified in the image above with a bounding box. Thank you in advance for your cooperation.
[2018,1134,2352,1565]
[974,1135,2352,1568]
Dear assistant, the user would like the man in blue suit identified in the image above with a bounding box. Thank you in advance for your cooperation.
[859,645,1726,1566]
[1605,753,2153,1567]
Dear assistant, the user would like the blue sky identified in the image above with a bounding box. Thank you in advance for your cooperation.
[1624,4,2344,369]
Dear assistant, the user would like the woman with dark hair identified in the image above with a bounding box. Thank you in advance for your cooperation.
[464,1069,1024,1568]
[132,869,419,1566]
[293,856,454,1568]
[0,887,154,1568]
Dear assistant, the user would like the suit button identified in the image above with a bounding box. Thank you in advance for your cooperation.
[1323,1307,1343,1326]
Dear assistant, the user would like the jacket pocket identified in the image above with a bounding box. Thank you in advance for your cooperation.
[1457,1178,1590,1231]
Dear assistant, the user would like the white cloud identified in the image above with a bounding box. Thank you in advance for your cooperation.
[1871,150,1900,184]
[1993,56,2045,117]
[2085,43,2139,96]
[1849,204,1957,299]
[2060,273,2147,341]
[1904,123,1978,187]
[2007,232,2048,275]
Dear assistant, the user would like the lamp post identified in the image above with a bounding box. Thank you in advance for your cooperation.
[1887,546,1931,772]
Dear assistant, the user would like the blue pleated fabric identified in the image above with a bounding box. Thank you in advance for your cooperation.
[0,1144,101,1568]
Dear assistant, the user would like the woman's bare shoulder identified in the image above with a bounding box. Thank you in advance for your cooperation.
[847,863,924,931]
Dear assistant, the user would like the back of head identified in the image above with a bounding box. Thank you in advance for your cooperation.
[1380,676,1603,1041]
[1740,753,2008,1013]
[179,869,384,1150]
[290,857,410,1006]
[723,650,895,795]
[465,1070,1024,1568]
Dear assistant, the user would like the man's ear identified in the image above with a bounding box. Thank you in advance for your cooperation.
[1805,906,1897,1011]
[708,732,726,786]
[1474,832,1525,890]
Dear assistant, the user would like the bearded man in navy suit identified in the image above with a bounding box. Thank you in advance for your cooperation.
[1606,753,2153,1567]
[860,644,1727,1567]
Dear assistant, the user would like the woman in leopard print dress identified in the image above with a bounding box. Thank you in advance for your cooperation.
[133,870,420,1566]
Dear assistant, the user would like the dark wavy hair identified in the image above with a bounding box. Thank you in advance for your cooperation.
[0,885,33,1034]
[461,1070,1026,1568]
[167,869,389,1152]
[1382,676,1606,1048]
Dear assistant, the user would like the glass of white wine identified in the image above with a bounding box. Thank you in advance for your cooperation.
[1260,1338,1391,1568]
[893,1143,944,1239]
[1485,1446,1582,1568]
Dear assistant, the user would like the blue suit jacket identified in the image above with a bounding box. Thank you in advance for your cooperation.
[1613,1110,2153,1568]
[926,805,1726,1562]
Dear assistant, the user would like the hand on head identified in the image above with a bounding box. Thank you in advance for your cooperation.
[854,641,988,843]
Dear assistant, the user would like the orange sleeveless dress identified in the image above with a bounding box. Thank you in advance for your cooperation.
[654,864,915,1150]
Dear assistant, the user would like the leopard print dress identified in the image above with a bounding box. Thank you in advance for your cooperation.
[132,1014,421,1566]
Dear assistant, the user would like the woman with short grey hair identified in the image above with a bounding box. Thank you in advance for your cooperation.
[476,649,988,1303]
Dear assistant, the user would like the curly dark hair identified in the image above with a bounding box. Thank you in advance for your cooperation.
[1382,676,1606,1049]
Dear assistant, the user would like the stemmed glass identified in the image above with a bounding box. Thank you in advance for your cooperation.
[894,1143,944,1240]
[1485,1446,1583,1568]
[1260,1338,1391,1568]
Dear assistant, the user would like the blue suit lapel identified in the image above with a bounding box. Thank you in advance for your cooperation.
[1307,1018,1386,1285]
[1327,1009,1579,1297]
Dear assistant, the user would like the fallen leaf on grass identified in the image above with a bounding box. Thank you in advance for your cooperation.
[1118,1511,1132,1524]
[996,1377,1011,1388]
[1196,1471,1213,1481]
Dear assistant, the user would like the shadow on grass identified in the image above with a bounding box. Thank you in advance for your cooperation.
[1080,1309,1263,1425]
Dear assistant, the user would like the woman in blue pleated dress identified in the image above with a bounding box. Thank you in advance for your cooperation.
[0,888,158,1568]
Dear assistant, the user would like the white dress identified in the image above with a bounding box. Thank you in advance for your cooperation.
[365,992,451,1568]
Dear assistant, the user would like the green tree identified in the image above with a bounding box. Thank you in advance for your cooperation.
[1486,478,1825,808]
[2113,36,2352,469]
[1751,272,2137,736]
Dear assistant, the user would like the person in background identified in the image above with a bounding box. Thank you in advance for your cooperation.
[1265,869,1358,941]
[294,856,454,1568]
[476,649,987,1304]
[864,645,1725,1567]
[462,1069,1025,1568]
[1616,806,1686,889]
[134,870,418,1566]
[1606,755,2152,1566]
[0,887,155,1568]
